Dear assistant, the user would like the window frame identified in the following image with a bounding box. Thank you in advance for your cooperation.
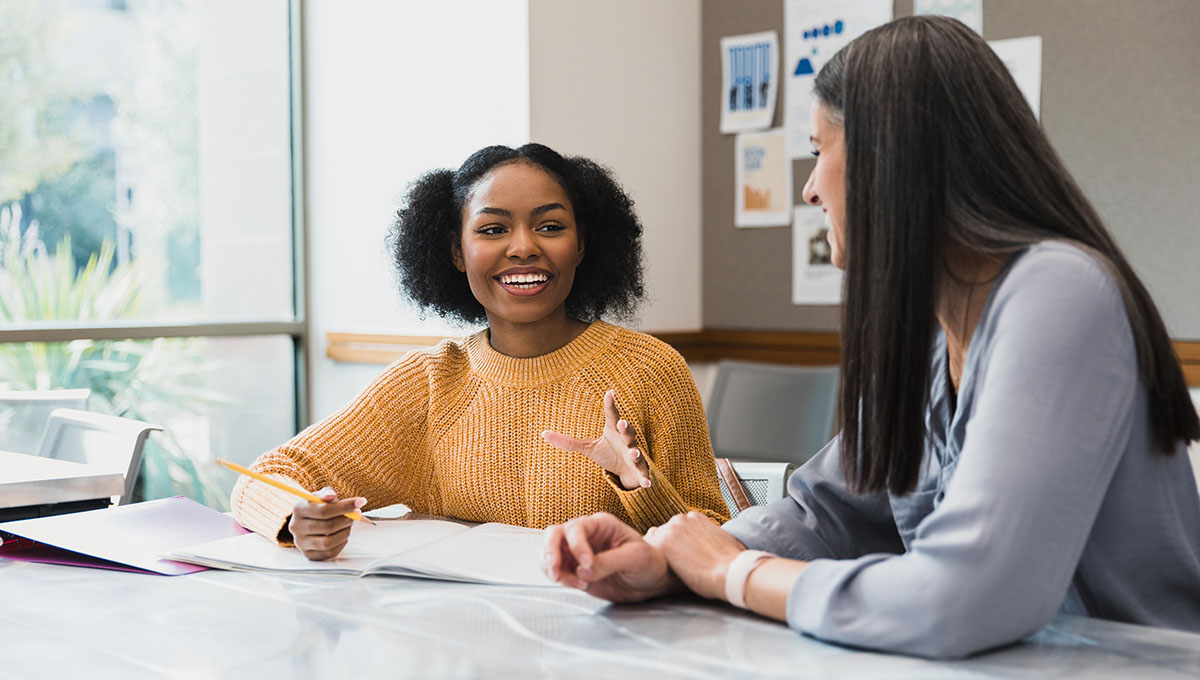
[0,0,311,431]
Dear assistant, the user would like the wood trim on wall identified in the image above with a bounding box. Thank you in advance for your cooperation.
[650,330,841,366]
[1177,341,1200,388]
[325,332,449,365]
[327,330,1200,387]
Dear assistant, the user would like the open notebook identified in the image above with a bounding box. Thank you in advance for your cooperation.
[168,518,557,587]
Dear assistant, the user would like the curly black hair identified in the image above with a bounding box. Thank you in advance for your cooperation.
[387,143,645,325]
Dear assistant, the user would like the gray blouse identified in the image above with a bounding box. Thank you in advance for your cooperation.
[723,242,1200,659]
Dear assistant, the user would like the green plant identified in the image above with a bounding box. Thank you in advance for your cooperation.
[0,225,234,508]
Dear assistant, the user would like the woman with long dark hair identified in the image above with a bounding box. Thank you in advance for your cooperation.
[541,16,1200,659]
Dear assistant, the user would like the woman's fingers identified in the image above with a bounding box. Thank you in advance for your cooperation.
[289,489,363,561]
[585,540,651,582]
[294,496,363,520]
[542,429,590,454]
[602,390,620,431]
[291,517,352,561]
[564,520,597,580]
[627,449,651,487]
[546,394,651,490]
[542,524,579,587]
[542,521,597,589]
[616,417,637,445]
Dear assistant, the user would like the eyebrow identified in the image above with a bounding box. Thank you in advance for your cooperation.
[474,203,568,217]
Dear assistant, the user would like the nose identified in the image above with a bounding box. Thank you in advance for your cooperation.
[802,165,820,206]
[506,225,540,260]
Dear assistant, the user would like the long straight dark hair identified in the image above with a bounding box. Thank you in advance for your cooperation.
[816,16,1199,495]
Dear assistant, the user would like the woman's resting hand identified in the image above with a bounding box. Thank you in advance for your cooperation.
[647,511,747,601]
[542,512,679,602]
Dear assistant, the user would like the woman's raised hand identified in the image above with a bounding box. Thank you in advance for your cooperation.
[541,512,679,602]
[287,487,366,561]
[542,390,651,490]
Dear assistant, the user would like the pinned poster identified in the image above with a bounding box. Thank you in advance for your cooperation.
[735,129,792,228]
[914,0,983,34]
[720,31,779,133]
[989,36,1042,120]
[784,0,891,158]
[792,204,843,304]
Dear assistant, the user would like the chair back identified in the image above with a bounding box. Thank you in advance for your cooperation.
[0,389,91,454]
[706,360,838,466]
[36,408,160,505]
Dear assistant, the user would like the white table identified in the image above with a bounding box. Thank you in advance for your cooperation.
[3,558,1198,679]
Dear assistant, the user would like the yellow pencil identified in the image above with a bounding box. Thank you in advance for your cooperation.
[216,458,376,525]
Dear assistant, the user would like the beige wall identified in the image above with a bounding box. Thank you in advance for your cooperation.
[305,0,707,420]
[304,0,531,420]
[529,0,703,332]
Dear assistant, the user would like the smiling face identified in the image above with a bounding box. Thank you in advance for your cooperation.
[801,101,847,269]
[452,161,585,337]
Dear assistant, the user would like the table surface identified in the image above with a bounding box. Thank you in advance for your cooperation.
[3,558,1199,679]
[0,449,123,509]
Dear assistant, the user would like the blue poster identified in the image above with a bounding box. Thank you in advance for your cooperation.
[720,31,778,134]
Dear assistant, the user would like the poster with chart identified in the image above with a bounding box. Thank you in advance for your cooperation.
[784,0,891,158]
[720,31,779,133]
[792,204,843,304]
[914,0,982,34]
[735,129,792,228]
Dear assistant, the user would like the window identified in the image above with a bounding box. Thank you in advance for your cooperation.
[0,0,304,509]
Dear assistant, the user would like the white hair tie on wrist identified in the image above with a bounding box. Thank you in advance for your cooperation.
[724,549,773,609]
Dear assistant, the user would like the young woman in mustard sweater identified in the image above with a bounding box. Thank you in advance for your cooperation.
[232,143,728,559]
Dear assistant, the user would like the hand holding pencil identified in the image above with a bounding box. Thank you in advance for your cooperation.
[217,458,375,561]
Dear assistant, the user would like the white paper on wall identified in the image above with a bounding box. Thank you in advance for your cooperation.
[792,204,843,304]
[989,36,1043,120]
[735,129,792,228]
[783,0,892,159]
[914,0,983,34]
[720,31,779,134]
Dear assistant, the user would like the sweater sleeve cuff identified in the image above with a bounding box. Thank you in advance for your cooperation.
[604,460,691,533]
[231,473,303,546]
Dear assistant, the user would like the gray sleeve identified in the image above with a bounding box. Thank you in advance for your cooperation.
[723,435,905,561]
[786,249,1138,659]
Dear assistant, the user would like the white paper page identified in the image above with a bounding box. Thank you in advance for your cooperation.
[170,519,469,576]
[784,0,892,158]
[372,523,556,587]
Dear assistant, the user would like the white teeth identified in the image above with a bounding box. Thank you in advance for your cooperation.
[500,273,548,285]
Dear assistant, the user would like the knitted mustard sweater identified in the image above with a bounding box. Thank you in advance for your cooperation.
[232,321,729,542]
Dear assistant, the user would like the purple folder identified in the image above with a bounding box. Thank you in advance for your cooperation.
[0,496,248,575]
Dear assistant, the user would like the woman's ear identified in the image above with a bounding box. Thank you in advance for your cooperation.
[575,237,585,266]
[451,240,466,272]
